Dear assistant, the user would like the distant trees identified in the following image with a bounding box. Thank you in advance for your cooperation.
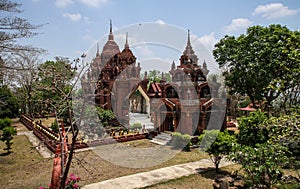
[0,0,45,115]
[143,69,171,82]
[0,85,19,118]
[213,24,300,112]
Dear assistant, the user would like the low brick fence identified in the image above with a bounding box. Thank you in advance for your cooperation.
[20,114,150,153]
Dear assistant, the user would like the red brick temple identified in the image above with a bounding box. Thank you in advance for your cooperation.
[81,21,226,135]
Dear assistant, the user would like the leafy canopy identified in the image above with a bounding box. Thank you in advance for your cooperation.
[213,24,300,109]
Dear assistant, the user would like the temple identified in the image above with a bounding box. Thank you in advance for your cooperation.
[81,21,225,135]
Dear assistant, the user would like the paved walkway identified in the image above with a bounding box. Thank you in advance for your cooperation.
[83,158,234,189]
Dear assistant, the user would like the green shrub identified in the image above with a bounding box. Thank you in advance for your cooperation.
[230,143,290,188]
[198,130,236,172]
[237,110,268,147]
[130,123,142,131]
[0,117,12,130]
[170,132,191,151]
[50,120,59,133]
[0,118,17,153]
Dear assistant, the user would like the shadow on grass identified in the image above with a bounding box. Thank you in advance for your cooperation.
[195,167,233,180]
[0,152,10,156]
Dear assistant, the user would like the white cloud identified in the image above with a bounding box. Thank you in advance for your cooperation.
[63,13,82,21]
[83,16,91,24]
[223,18,253,33]
[198,32,218,51]
[253,3,299,19]
[78,0,108,7]
[155,19,166,25]
[55,0,74,7]
[134,45,155,59]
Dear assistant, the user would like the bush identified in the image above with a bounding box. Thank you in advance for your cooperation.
[198,130,236,172]
[130,123,142,131]
[170,132,191,151]
[230,143,290,188]
[0,117,12,130]
[237,110,268,147]
[0,118,17,153]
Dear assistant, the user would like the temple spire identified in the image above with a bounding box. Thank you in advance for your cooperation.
[108,19,114,41]
[124,32,129,49]
[96,42,100,56]
[187,29,191,45]
[183,29,198,65]
[110,19,112,33]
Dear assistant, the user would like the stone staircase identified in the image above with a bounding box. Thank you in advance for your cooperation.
[150,132,172,145]
[129,113,155,131]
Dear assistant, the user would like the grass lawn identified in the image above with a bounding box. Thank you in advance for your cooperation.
[0,120,211,189]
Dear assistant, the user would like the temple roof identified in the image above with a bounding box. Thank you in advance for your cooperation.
[101,20,120,58]
[183,30,199,65]
[120,32,134,58]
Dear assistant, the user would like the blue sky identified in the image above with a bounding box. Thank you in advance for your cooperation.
[18,0,300,73]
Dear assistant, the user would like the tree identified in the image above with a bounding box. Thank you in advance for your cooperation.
[213,24,300,111]
[0,117,17,153]
[0,85,19,118]
[9,51,43,114]
[144,69,172,82]
[198,130,236,172]
[96,106,115,127]
[32,57,75,117]
[0,0,44,53]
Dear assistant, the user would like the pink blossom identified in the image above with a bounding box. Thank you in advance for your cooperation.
[76,176,81,181]
[38,187,44,189]
[72,183,79,188]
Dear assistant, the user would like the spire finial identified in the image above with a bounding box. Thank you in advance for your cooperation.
[125,32,129,49]
[108,19,114,40]
[187,29,191,45]
[110,19,112,33]
[96,41,99,55]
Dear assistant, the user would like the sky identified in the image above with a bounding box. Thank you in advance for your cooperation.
[17,0,300,73]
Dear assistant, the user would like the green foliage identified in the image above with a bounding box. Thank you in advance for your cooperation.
[170,132,191,151]
[146,70,172,83]
[231,110,300,188]
[237,110,268,147]
[213,24,300,110]
[130,122,142,130]
[50,119,59,133]
[0,86,19,118]
[198,130,236,172]
[0,118,17,153]
[0,117,12,130]
[265,113,300,159]
[96,107,115,127]
[31,57,75,116]
[230,143,290,188]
